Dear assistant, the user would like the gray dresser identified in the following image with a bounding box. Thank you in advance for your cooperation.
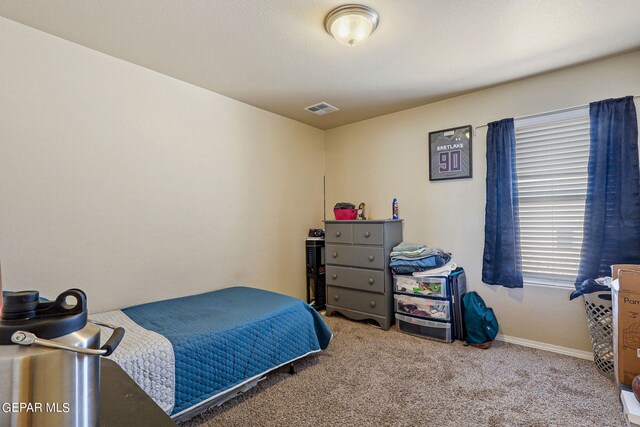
[324,220,403,330]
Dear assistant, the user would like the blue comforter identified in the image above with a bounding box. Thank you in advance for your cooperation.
[123,286,332,415]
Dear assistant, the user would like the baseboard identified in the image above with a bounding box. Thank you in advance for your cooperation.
[495,334,593,360]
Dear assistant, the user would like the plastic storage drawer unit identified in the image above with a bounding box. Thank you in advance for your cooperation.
[394,294,450,321]
[394,275,448,298]
[395,314,453,343]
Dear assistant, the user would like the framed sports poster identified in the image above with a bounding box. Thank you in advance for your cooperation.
[428,125,472,181]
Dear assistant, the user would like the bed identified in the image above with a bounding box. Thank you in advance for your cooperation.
[91,286,332,421]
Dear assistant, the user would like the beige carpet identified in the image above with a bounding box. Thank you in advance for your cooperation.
[182,314,624,427]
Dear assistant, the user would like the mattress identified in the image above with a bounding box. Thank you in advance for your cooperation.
[93,286,332,418]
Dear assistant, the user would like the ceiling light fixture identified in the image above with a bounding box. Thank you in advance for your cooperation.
[325,4,379,47]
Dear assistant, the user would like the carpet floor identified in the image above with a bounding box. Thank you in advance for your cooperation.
[182,314,624,427]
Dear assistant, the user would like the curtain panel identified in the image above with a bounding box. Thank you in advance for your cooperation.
[482,118,523,288]
[577,96,640,282]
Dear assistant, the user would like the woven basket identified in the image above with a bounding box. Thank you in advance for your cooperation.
[583,290,613,378]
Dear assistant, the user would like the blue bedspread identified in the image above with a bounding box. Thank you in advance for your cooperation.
[123,286,332,415]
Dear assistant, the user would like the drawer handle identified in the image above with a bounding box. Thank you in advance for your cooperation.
[370,301,376,308]
[336,231,341,237]
[368,278,374,285]
[332,252,338,258]
[332,273,337,279]
[368,255,375,262]
[364,231,370,238]
[334,295,339,301]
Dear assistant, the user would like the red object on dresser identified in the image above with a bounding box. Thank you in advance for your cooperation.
[333,209,358,220]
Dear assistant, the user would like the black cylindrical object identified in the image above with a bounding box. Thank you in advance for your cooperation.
[2,290,40,320]
[306,238,326,310]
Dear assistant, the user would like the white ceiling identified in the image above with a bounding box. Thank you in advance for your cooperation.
[1,0,639,129]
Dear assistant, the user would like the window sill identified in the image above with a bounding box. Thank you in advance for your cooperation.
[523,280,574,290]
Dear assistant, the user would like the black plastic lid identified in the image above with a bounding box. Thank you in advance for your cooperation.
[0,289,88,345]
[2,290,40,321]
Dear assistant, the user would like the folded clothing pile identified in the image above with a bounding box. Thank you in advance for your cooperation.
[569,277,612,301]
[396,300,448,319]
[389,242,456,276]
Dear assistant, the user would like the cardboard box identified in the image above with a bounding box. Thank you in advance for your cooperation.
[614,265,640,280]
[612,264,640,386]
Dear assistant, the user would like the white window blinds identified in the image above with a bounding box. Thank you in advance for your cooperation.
[514,108,590,286]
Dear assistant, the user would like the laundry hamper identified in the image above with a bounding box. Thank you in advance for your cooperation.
[582,290,614,378]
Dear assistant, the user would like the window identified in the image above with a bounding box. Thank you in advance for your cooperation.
[514,108,590,287]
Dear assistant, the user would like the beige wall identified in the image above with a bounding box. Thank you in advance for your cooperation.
[0,17,325,313]
[325,51,640,352]
[2,14,639,352]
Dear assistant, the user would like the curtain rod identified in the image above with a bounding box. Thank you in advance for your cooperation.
[474,95,640,135]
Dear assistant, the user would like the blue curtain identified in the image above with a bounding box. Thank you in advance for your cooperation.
[577,96,640,282]
[482,118,523,288]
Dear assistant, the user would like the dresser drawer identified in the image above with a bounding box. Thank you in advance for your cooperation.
[327,286,386,316]
[326,244,384,269]
[325,223,353,244]
[352,223,384,245]
[326,266,385,294]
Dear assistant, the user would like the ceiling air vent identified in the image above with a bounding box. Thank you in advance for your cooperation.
[304,102,339,116]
